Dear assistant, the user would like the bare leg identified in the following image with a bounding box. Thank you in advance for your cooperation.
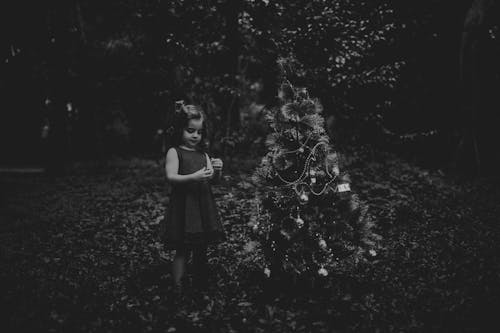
[172,247,187,286]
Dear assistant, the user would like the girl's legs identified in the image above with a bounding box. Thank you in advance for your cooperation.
[172,246,188,287]
[192,245,208,289]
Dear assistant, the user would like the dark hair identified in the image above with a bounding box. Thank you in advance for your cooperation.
[168,101,208,150]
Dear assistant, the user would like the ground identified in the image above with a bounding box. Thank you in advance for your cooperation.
[1,149,500,332]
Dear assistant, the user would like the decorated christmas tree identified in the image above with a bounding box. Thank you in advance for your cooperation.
[252,58,380,280]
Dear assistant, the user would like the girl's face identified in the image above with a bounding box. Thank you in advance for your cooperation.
[182,118,203,148]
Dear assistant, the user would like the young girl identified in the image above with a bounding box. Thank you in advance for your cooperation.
[161,101,225,291]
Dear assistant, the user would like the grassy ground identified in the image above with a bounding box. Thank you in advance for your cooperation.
[1,150,500,332]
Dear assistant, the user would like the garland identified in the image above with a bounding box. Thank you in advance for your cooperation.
[274,141,339,196]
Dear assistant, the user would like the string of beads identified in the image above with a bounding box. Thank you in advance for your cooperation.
[275,141,338,196]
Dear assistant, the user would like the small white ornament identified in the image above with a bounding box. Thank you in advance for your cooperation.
[252,224,259,232]
[369,249,377,257]
[318,267,328,276]
[337,183,351,192]
[310,169,316,176]
[299,192,309,203]
[310,177,317,184]
[298,147,304,153]
[296,215,305,228]
[318,239,327,250]
[264,267,271,277]
[332,166,340,176]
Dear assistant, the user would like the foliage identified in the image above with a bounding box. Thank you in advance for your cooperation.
[241,0,403,137]
[1,153,500,332]
[2,0,407,160]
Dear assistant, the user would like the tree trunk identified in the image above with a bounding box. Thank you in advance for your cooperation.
[454,0,494,177]
[221,0,242,157]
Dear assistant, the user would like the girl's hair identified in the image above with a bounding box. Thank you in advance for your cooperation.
[168,101,208,149]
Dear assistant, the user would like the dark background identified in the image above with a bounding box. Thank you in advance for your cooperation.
[1,0,499,176]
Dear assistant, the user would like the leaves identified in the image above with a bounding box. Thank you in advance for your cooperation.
[1,152,499,332]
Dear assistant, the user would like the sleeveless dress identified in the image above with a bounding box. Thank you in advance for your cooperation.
[161,147,226,249]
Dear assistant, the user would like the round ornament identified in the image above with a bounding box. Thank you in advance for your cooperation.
[299,192,309,203]
[318,267,328,276]
[296,215,305,228]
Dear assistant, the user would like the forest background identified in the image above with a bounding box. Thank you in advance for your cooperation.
[1,0,499,176]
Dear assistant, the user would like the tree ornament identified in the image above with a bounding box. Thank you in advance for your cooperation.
[310,168,317,184]
[296,214,305,228]
[264,267,271,278]
[298,147,304,153]
[252,223,259,232]
[318,239,327,250]
[369,249,377,257]
[318,267,328,276]
[337,183,350,192]
[299,192,309,203]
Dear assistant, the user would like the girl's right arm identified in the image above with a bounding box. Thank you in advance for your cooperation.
[165,148,213,184]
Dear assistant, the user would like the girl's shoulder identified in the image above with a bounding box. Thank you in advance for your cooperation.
[166,147,180,160]
[167,146,179,154]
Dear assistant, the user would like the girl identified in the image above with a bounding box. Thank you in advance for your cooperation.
[161,101,225,291]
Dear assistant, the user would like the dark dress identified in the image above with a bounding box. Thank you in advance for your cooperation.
[161,147,226,249]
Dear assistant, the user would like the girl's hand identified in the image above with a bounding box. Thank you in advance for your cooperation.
[192,167,214,181]
[210,158,223,172]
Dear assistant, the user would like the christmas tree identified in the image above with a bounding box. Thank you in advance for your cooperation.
[252,58,380,280]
